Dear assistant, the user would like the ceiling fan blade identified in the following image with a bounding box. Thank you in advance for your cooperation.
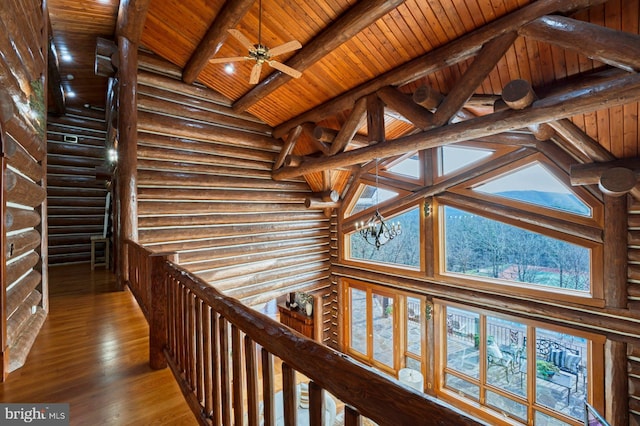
[268,60,302,79]
[209,56,249,64]
[228,29,255,51]
[267,40,302,57]
[250,62,263,84]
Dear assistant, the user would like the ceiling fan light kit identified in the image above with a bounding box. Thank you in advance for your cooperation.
[209,0,302,84]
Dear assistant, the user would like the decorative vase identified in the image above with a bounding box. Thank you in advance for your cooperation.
[305,302,313,316]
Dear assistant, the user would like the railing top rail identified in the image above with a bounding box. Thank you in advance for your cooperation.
[161,256,483,425]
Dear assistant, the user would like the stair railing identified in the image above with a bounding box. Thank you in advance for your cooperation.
[125,239,483,426]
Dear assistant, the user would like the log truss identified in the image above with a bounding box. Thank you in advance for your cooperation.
[263,1,640,202]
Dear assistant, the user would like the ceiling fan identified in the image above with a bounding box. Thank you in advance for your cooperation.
[209,0,302,84]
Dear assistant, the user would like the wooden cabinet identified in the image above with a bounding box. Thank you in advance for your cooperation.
[278,304,314,339]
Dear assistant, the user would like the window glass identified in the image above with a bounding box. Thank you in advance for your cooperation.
[349,207,420,267]
[446,307,479,379]
[441,303,593,424]
[388,154,420,178]
[406,297,422,356]
[372,293,394,368]
[534,328,588,422]
[349,288,367,354]
[486,316,527,400]
[441,145,493,175]
[474,162,591,217]
[443,206,591,292]
[349,184,398,215]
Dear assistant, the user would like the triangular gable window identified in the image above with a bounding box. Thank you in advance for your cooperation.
[474,162,591,217]
[440,145,493,175]
[348,184,399,216]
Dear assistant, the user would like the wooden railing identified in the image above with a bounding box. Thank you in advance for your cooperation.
[126,240,482,425]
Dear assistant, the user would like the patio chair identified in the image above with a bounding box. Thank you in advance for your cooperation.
[487,342,513,382]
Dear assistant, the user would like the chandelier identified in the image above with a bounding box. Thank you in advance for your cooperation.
[355,159,401,249]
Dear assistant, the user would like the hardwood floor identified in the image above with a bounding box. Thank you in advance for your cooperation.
[0,264,195,425]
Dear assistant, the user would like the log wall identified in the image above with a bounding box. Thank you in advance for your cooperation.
[47,110,109,265]
[135,63,331,308]
[0,0,48,379]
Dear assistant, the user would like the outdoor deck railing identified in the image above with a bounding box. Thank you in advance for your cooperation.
[124,240,482,426]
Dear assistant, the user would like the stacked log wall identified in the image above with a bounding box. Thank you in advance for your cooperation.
[629,198,640,424]
[47,110,109,265]
[0,0,48,378]
[136,66,331,306]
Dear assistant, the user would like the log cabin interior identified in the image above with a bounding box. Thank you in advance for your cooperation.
[0,0,639,424]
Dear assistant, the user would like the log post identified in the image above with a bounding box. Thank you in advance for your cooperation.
[603,192,629,309]
[604,339,629,425]
[117,35,139,289]
[149,253,168,369]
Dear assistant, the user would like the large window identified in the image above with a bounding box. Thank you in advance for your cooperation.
[345,282,397,373]
[442,206,592,293]
[348,206,420,268]
[440,303,603,425]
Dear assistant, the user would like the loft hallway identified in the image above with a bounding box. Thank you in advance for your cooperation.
[0,263,193,425]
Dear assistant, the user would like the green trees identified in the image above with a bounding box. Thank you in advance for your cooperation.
[444,206,590,291]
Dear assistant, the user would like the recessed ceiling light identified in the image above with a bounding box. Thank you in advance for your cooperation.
[66,74,74,80]
[61,53,72,62]
[66,90,76,98]
[224,64,235,74]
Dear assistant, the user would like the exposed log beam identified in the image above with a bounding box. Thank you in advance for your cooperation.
[47,34,65,115]
[116,0,151,44]
[547,119,614,162]
[327,97,367,155]
[520,15,640,72]
[233,0,407,112]
[376,87,433,130]
[313,127,367,145]
[500,79,555,140]
[182,0,254,85]
[570,159,640,186]
[273,125,303,170]
[599,167,638,197]
[367,94,385,145]
[412,85,443,111]
[95,37,118,77]
[272,72,640,180]
[434,32,518,127]
[273,0,608,138]
[304,198,340,210]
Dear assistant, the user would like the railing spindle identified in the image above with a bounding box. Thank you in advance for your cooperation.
[282,363,297,426]
[219,317,232,426]
[231,325,244,426]
[261,348,275,426]
[211,311,222,425]
[308,381,324,426]
[244,336,259,426]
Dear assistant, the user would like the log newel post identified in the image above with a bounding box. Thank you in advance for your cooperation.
[117,35,139,289]
[149,254,169,370]
[603,193,628,309]
[604,339,628,426]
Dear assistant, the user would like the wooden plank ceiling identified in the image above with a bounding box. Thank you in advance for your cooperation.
[47,0,639,193]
